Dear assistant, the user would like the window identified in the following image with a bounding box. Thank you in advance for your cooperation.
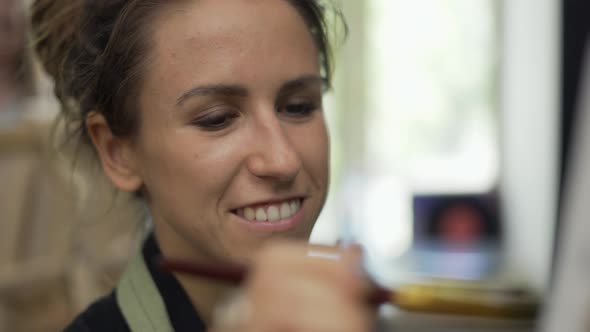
[312,1,500,262]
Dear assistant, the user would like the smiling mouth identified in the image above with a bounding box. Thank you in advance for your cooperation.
[232,198,303,222]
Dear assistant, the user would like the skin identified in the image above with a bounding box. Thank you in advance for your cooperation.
[87,0,371,329]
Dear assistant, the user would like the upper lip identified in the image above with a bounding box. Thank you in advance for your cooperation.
[230,195,306,211]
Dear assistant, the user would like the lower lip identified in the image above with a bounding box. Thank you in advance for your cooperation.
[231,200,306,232]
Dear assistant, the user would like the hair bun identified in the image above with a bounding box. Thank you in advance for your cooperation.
[30,0,84,85]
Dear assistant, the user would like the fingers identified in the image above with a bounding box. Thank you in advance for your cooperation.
[251,242,365,297]
[212,240,374,332]
[251,276,372,332]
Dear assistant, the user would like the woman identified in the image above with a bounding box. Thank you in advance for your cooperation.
[31,0,374,331]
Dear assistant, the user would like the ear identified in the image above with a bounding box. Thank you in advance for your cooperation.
[86,112,143,192]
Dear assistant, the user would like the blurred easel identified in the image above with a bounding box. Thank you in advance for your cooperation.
[0,118,74,332]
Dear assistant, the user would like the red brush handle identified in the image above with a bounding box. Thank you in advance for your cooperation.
[156,256,394,306]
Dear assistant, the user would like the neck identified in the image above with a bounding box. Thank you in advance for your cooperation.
[153,221,237,325]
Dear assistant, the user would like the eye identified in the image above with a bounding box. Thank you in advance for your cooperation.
[192,109,240,130]
[279,100,319,118]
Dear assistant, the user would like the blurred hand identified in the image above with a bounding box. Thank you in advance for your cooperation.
[210,241,373,332]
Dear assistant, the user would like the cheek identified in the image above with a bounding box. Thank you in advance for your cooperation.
[295,119,330,182]
[137,129,243,209]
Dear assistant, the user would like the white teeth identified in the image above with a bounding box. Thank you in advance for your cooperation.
[290,200,299,214]
[244,207,255,221]
[267,206,280,222]
[280,202,291,219]
[255,208,267,221]
[239,199,302,222]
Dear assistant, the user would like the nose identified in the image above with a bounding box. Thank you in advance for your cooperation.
[246,115,302,182]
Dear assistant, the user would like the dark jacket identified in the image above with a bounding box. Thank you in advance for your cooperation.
[63,234,206,332]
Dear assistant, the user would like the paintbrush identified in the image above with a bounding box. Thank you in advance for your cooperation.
[156,256,538,319]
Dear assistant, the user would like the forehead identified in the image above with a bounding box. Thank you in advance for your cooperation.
[144,0,320,100]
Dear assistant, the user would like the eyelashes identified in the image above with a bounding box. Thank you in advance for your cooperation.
[192,109,240,130]
[191,100,321,131]
[280,101,319,118]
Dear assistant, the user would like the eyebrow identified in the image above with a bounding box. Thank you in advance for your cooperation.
[278,75,327,94]
[176,84,248,106]
[175,75,326,107]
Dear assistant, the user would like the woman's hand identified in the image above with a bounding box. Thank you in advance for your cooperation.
[210,241,374,332]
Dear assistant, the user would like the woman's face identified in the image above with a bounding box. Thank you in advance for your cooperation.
[129,0,329,264]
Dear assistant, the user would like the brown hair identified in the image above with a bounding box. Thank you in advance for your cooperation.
[30,0,345,147]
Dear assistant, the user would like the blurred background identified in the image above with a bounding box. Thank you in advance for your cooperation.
[1,0,589,331]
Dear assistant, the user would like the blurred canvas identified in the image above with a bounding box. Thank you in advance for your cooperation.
[540,38,590,332]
